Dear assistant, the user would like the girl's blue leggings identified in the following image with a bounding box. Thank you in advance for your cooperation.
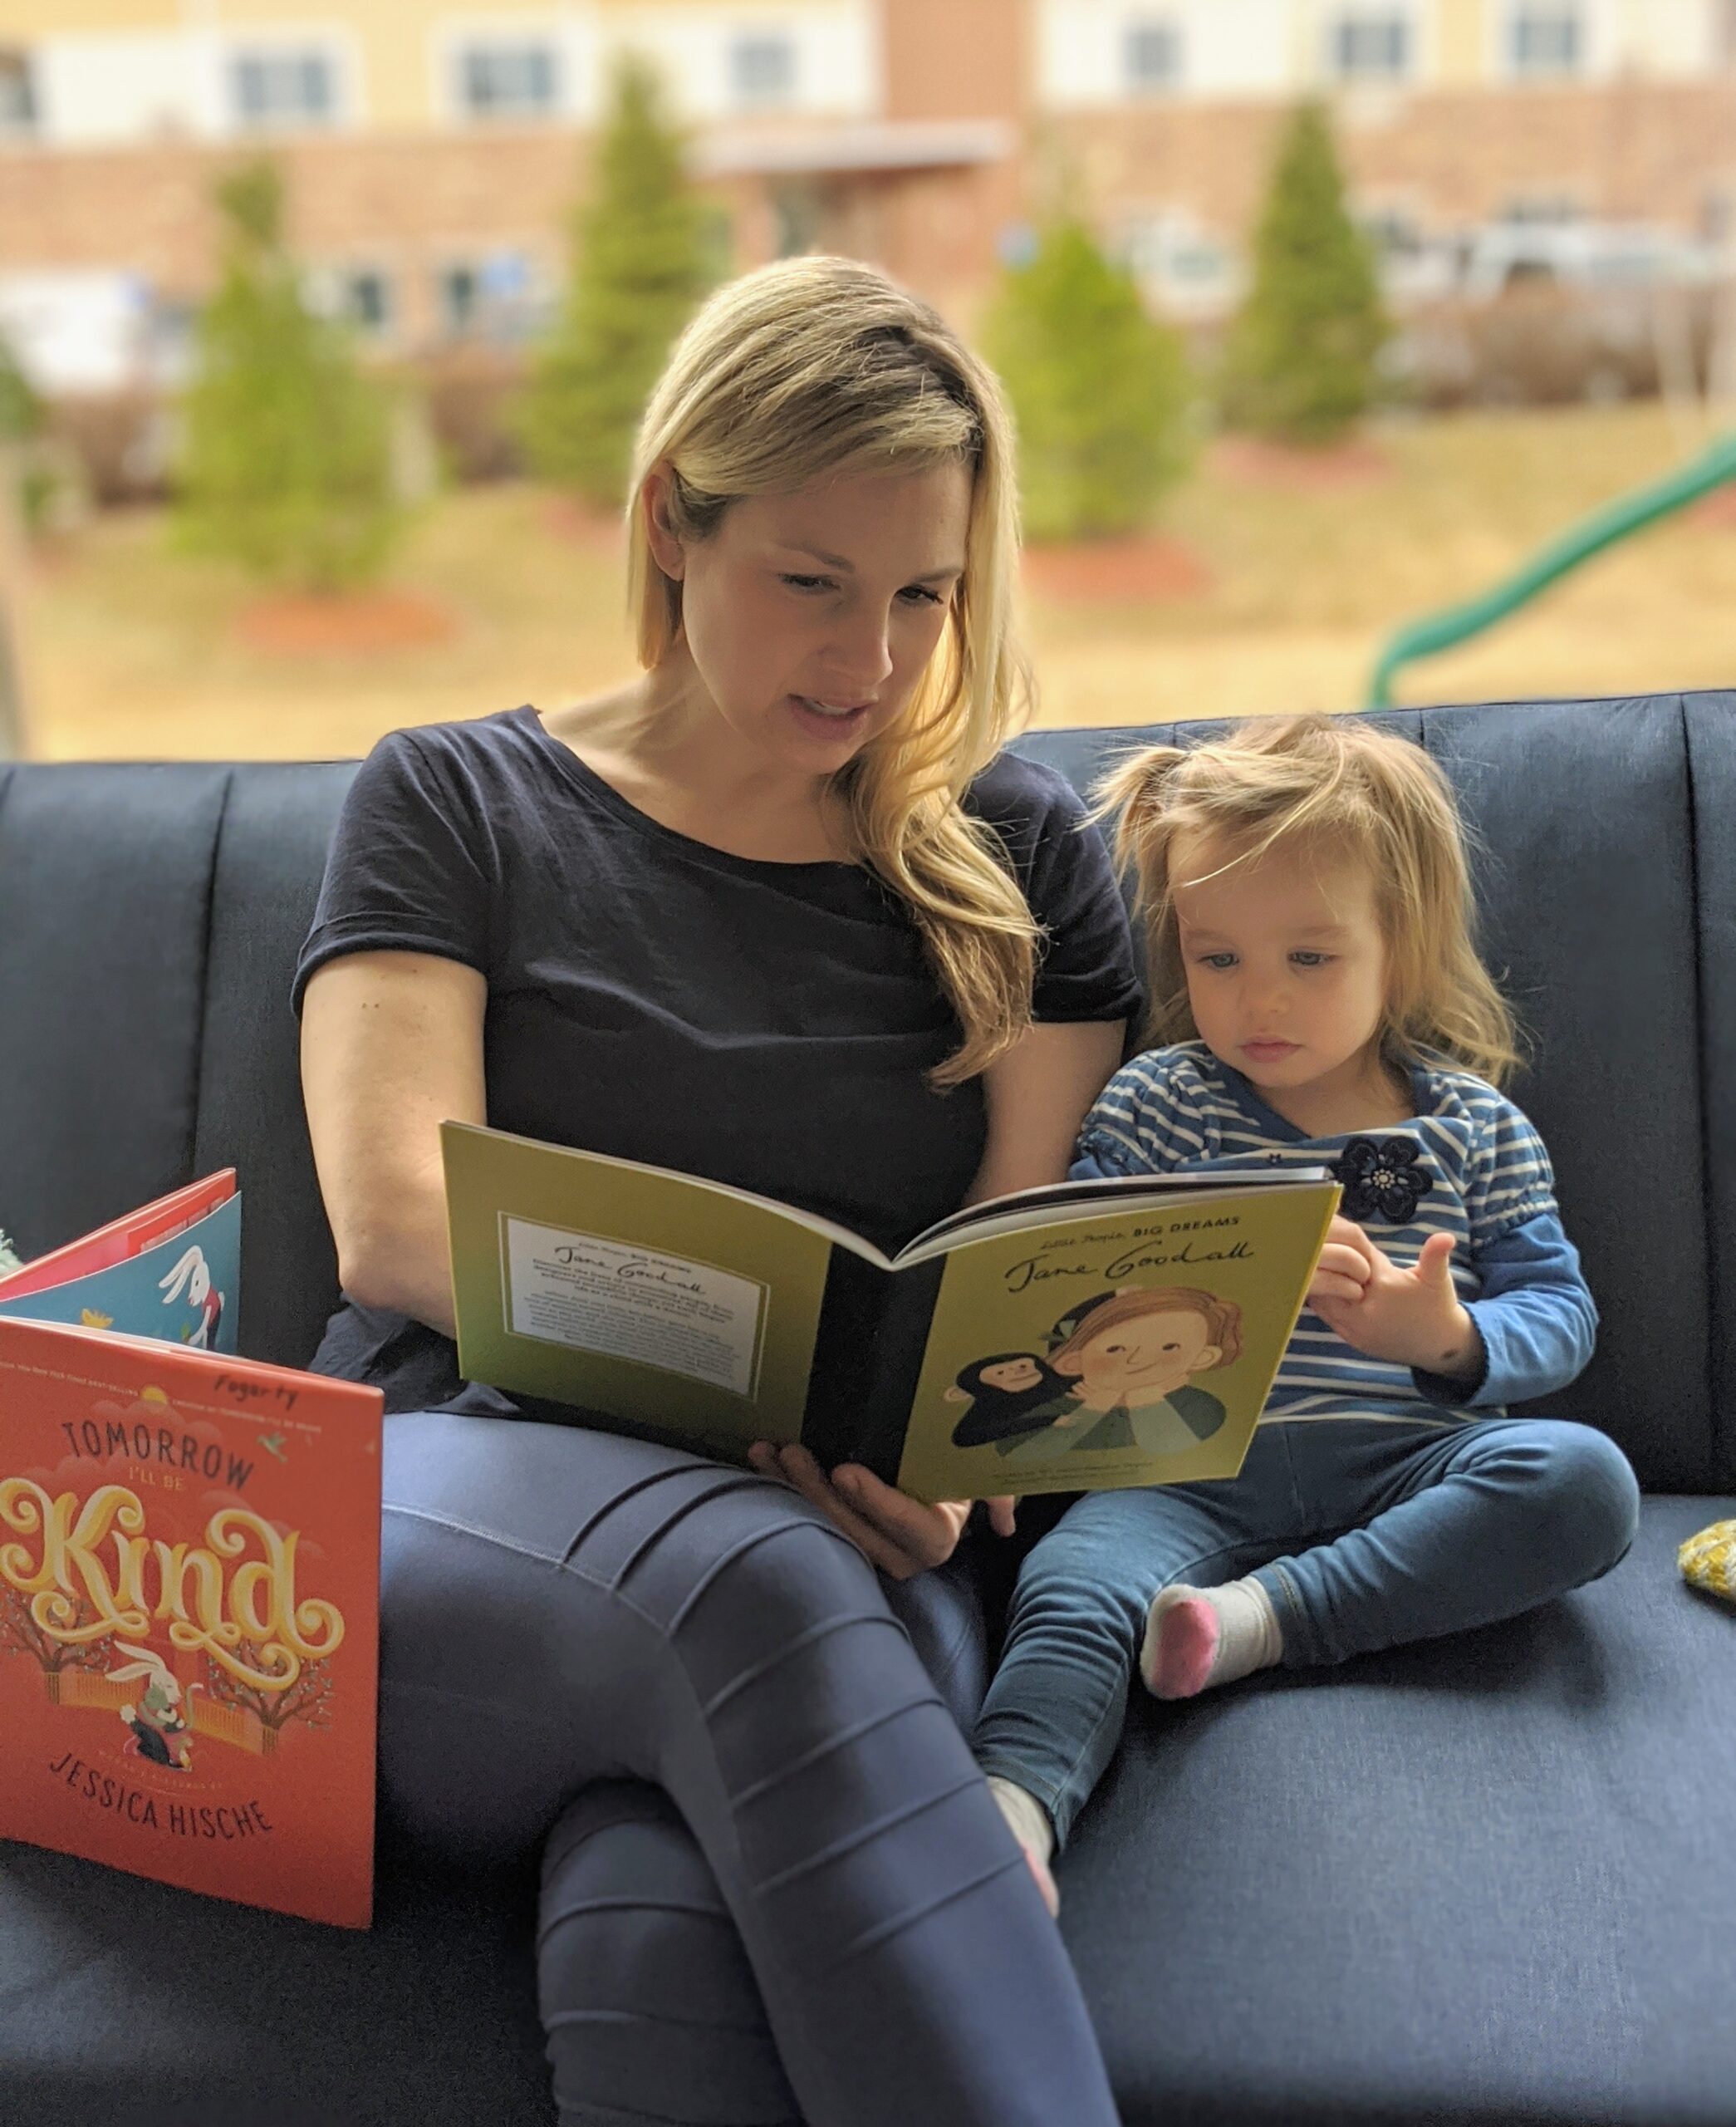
[377,1411,1121,2127]
[973,1417,1641,1849]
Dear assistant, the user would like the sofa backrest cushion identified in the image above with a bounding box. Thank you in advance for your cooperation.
[2,690,1730,1490]
[0,759,356,1374]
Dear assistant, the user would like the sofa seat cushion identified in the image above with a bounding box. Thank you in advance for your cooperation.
[0,1833,554,2127]
[1062,1494,1736,2126]
[7,1499,1727,2127]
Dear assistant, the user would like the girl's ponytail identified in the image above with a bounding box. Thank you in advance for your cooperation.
[1094,744,1189,892]
[1088,744,1194,1046]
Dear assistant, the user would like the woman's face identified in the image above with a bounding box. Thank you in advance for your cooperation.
[650,459,972,779]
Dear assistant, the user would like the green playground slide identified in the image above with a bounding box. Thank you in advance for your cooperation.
[1368,427,1736,709]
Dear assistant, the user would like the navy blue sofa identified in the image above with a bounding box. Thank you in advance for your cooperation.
[2,691,1734,2127]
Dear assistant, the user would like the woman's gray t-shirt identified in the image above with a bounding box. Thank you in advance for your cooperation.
[292,705,1139,1412]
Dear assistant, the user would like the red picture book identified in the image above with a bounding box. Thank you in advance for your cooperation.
[0,1313,383,1927]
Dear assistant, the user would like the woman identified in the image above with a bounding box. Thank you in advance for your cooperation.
[297,255,1137,2127]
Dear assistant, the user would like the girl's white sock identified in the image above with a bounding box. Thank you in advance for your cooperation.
[1141,1576,1283,1700]
[985,1775,1060,1915]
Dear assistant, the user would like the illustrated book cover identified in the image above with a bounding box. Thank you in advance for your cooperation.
[0,1172,242,1353]
[444,1121,1341,1501]
[0,1304,384,1928]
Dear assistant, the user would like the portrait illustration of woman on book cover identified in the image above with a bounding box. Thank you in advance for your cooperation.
[1000,1286,1242,1461]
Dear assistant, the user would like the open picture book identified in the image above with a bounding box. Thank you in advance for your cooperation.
[0,1171,243,1350]
[444,1122,1341,1501]
[0,1178,383,1928]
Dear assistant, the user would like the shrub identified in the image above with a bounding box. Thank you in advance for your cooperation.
[1221,101,1390,445]
[174,160,401,591]
[518,54,723,508]
[982,217,1194,542]
[0,332,41,447]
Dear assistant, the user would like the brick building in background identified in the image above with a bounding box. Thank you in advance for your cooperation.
[0,0,1732,400]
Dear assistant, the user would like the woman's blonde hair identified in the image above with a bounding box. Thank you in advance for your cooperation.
[626,255,1037,1086]
[1096,713,1521,1085]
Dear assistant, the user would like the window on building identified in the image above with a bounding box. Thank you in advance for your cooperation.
[1501,194,1582,224]
[145,298,198,388]
[437,253,541,343]
[771,180,822,258]
[456,43,560,120]
[306,264,395,341]
[1123,18,1182,92]
[1358,207,1423,263]
[0,47,38,134]
[231,48,336,130]
[730,34,796,108]
[439,263,481,337]
[1328,12,1413,81]
[342,269,393,336]
[1509,5,1582,76]
[1116,214,1237,311]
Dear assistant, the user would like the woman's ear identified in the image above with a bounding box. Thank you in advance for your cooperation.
[640,464,687,582]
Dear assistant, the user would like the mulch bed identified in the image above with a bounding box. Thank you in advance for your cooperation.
[1209,435,1393,489]
[236,589,458,656]
[1691,483,1736,530]
[1022,534,1214,603]
[542,496,628,547]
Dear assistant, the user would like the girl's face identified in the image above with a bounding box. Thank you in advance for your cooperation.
[1171,832,1392,1113]
[649,459,971,781]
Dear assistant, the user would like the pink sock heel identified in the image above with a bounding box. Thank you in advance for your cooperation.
[1142,1592,1222,1700]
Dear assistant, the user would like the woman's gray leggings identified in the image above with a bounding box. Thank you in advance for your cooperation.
[379,1411,1120,2127]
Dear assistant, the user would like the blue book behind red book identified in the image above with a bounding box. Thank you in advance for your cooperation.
[0,1173,241,1352]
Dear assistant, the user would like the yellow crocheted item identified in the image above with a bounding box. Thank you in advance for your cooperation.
[1678,1520,1736,1604]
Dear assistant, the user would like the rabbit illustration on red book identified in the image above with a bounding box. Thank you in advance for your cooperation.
[108,1648,201,1771]
[158,1245,224,1349]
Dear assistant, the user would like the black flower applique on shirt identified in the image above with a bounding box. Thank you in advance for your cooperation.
[1331,1136,1434,1225]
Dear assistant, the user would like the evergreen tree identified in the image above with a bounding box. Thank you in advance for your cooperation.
[174,160,400,591]
[982,218,1193,543]
[0,331,41,445]
[520,54,721,507]
[1221,101,1390,445]
[0,332,40,759]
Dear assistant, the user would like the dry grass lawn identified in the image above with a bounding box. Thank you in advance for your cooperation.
[16,399,1736,764]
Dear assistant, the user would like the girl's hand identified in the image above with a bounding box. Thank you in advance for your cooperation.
[748,1442,1016,1580]
[1308,1216,1377,1306]
[1312,1231,1482,1381]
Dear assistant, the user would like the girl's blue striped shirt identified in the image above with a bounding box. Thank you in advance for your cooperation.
[1070,1042,1596,1427]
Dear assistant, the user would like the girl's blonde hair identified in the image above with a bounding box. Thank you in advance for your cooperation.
[626,255,1037,1086]
[1096,713,1521,1085]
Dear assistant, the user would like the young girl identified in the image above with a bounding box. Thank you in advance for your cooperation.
[971,713,1640,1911]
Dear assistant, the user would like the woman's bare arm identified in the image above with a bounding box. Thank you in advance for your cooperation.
[299,951,488,1338]
[965,1018,1127,1205]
